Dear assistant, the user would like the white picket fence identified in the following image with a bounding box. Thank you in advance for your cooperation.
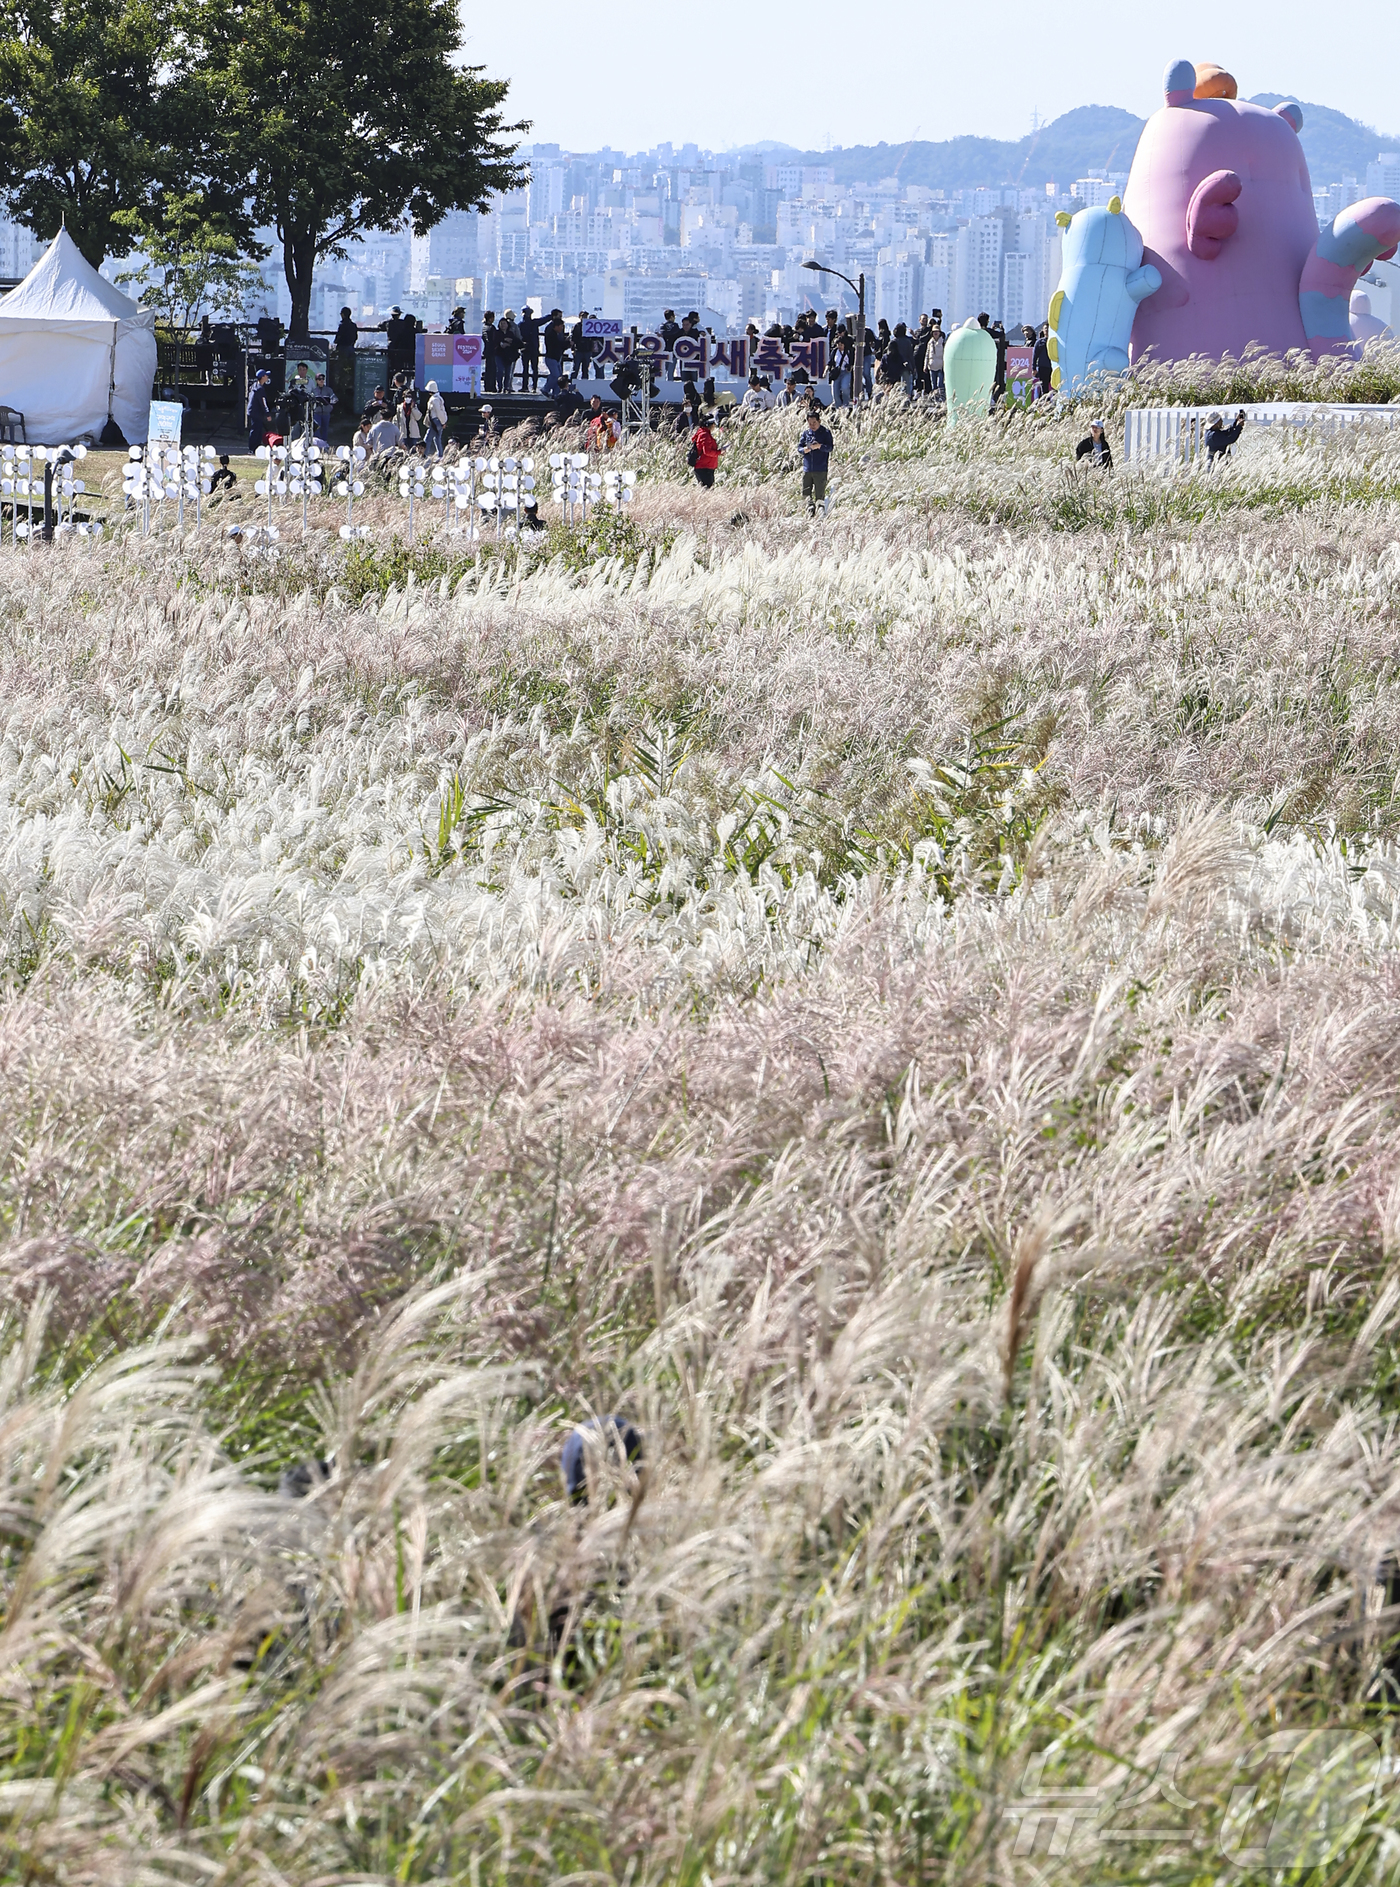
[1123,402,1400,466]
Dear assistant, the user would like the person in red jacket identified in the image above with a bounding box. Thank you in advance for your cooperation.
[690,413,721,487]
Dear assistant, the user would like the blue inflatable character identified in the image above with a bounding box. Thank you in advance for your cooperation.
[1048,198,1161,394]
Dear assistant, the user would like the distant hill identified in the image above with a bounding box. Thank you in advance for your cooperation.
[805,106,1144,194]
[1249,95,1398,180]
[787,97,1399,193]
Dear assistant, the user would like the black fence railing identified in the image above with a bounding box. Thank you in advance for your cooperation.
[153,328,387,416]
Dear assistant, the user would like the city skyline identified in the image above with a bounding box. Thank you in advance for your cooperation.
[1,85,1387,344]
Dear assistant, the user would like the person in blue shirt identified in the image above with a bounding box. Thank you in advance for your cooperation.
[798,402,834,515]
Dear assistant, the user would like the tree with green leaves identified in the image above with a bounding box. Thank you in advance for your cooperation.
[0,0,184,266]
[113,191,267,362]
[187,0,523,339]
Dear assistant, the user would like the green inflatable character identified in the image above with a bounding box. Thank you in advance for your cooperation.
[943,319,998,423]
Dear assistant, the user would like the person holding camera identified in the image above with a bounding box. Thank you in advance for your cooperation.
[1204,410,1248,463]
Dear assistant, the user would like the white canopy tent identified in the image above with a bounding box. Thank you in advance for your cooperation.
[0,230,157,444]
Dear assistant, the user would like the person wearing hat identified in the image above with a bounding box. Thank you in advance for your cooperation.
[518,305,540,392]
[246,368,273,453]
[1204,409,1247,464]
[742,369,774,412]
[380,305,407,379]
[423,379,448,457]
[310,371,336,444]
[1075,417,1113,469]
[798,399,834,515]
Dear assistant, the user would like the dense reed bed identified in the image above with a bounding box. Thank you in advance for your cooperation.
[6,391,1400,1883]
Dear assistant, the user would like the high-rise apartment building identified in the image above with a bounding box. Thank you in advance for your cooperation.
[528,165,567,226]
[1002,212,1060,330]
[954,216,1003,324]
[1072,177,1118,208]
[874,251,924,328]
[924,232,956,320]
[409,211,479,292]
[1314,179,1362,226]
[0,218,35,281]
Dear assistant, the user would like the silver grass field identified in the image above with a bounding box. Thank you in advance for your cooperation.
[8,370,1400,1883]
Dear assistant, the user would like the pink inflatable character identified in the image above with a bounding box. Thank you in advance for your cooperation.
[1123,59,1400,364]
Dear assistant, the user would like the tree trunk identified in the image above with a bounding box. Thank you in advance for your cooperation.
[283,229,317,340]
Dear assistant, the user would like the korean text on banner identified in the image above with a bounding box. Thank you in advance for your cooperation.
[415,333,484,394]
[147,400,183,444]
[1005,344,1036,398]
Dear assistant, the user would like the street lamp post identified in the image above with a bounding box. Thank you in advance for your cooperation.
[803,258,865,413]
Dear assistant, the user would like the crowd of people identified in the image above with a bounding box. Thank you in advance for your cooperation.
[479,308,610,393]
[817,309,1058,407]
[238,292,1252,522]
[244,362,339,453]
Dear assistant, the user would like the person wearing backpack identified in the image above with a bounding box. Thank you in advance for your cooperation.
[423,380,448,457]
[689,412,721,487]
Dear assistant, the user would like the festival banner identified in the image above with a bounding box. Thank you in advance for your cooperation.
[412,327,819,393]
[1005,343,1036,399]
[750,336,827,382]
[416,333,484,394]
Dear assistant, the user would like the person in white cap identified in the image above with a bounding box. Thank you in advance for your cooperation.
[1203,409,1247,465]
[1074,416,1113,469]
[423,379,448,457]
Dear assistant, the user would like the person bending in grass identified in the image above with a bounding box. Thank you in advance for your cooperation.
[798,402,834,515]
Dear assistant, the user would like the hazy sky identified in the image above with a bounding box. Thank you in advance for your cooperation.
[460,0,1400,155]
